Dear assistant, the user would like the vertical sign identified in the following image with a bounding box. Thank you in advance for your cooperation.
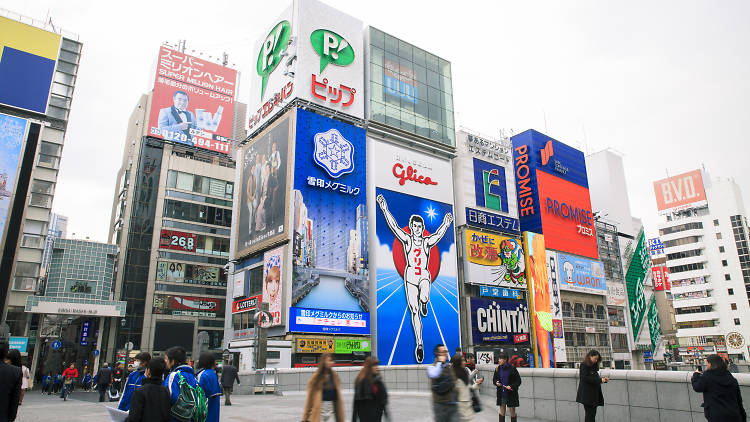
[0,113,27,244]
[522,232,554,368]
[647,297,661,351]
[625,230,650,340]
[546,251,566,362]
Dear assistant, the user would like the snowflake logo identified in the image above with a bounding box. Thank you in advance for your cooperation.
[313,128,354,178]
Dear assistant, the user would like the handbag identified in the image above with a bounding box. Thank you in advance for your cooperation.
[471,389,482,413]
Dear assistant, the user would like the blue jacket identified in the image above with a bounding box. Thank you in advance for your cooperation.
[117,369,145,411]
[164,364,198,422]
[196,368,221,422]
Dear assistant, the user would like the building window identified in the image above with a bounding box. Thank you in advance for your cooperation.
[586,333,597,346]
[598,333,609,346]
[574,303,583,318]
[596,305,606,320]
[735,318,741,325]
[725,274,731,280]
[729,288,735,295]
[717,233,722,240]
[714,219,720,226]
[585,304,595,319]
[720,246,726,253]
[562,302,571,318]
[659,222,703,236]
[732,303,738,310]
[576,332,586,346]
[565,331,574,347]
[722,260,728,267]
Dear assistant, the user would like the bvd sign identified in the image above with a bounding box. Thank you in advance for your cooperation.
[653,169,707,214]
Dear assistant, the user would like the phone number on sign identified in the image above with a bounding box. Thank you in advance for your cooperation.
[150,127,230,154]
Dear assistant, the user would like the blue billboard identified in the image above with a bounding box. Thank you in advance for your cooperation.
[0,113,27,242]
[9,336,28,353]
[473,158,509,213]
[470,298,530,345]
[291,108,369,332]
[289,307,369,335]
[556,252,607,295]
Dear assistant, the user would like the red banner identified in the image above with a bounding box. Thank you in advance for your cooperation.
[514,333,529,344]
[159,229,196,252]
[169,295,220,312]
[652,266,670,291]
[653,170,706,212]
[148,46,237,154]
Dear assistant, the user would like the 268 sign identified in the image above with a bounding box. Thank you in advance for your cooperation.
[160,229,196,252]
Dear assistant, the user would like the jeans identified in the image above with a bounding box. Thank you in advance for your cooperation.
[432,402,458,422]
[584,405,597,422]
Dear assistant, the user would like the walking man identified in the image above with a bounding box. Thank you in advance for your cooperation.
[427,344,457,422]
[220,360,240,406]
[0,344,22,422]
[96,363,113,403]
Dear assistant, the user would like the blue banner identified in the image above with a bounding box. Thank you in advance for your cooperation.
[479,285,522,300]
[289,306,369,335]
[470,298,530,345]
[556,252,607,294]
[9,336,28,353]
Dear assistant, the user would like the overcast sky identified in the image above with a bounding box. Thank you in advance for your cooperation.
[5,0,750,242]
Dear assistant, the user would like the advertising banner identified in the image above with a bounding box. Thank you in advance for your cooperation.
[334,338,371,354]
[289,307,369,335]
[653,169,707,214]
[522,232,554,368]
[546,251,567,362]
[159,229,196,252]
[0,17,61,114]
[479,286,522,300]
[470,298,529,345]
[231,295,261,314]
[647,296,661,351]
[556,252,607,295]
[235,110,293,258]
[8,337,28,353]
[148,46,237,154]
[291,109,369,326]
[153,294,223,317]
[232,270,245,298]
[607,282,627,307]
[262,247,284,326]
[625,230,650,340]
[296,337,335,353]
[156,261,225,286]
[652,266,669,291]
[373,139,459,365]
[464,229,525,288]
[648,237,666,258]
[0,113,27,243]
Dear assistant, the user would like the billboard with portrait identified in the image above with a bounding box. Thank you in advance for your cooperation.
[463,228,525,289]
[148,46,237,154]
[470,298,530,345]
[291,109,368,328]
[0,113,27,244]
[372,139,458,365]
[0,17,61,114]
[234,110,293,258]
[653,169,707,214]
[156,261,225,286]
[262,246,284,326]
[522,232,554,368]
[555,252,607,295]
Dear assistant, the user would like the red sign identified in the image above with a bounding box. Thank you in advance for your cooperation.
[536,170,598,259]
[653,170,706,212]
[392,163,438,187]
[513,333,529,344]
[248,81,293,131]
[232,295,261,314]
[169,295,220,312]
[652,266,670,291]
[148,46,237,154]
[159,229,196,252]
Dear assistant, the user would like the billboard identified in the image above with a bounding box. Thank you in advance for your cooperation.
[647,296,661,351]
[234,110,293,258]
[653,169,707,214]
[153,294,223,317]
[545,251,567,362]
[231,295,261,314]
[0,17,61,114]
[555,252,607,295]
[651,266,670,291]
[522,232,554,368]
[289,307,369,335]
[625,230,650,340]
[464,228,526,289]
[373,139,458,365]
[147,46,237,154]
[470,298,529,345]
[0,113,27,244]
[648,237,665,258]
[248,0,365,132]
[607,282,627,307]
[159,229,196,252]
[156,261,225,287]
[262,247,284,326]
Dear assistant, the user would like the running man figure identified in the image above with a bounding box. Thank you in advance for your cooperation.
[377,194,453,363]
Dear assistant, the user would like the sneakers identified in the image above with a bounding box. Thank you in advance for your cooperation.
[420,302,428,317]
[415,343,424,363]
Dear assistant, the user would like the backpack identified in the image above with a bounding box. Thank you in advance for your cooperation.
[170,372,208,422]
[431,370,455,395]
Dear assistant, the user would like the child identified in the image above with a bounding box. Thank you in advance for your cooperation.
[126,358,171,422]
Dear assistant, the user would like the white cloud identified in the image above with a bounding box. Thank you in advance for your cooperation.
[374,237,396,271]
[438,243,457,277]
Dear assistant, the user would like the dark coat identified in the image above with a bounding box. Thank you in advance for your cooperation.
[0,362,22,422]
[691,369,747,422]
[492,364,521,407]
[575,363,604,407]
[97,367,113,387]
[220,365,240,388]
[125,378,171,422]
[352,375,388,422]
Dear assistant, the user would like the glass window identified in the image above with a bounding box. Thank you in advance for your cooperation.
[576,332,586,346]
[586,333,597,346]
[598,333,608,346]
[31,180,54,195]
[596,306,606,320]
[29,193,52,208]
[15,262,39,277]
[722,260,728,267]
[716,233,722,239]
[39,142,62,156]
[731,303,738,310]
[12,277,36,291]
[729,288,734,295]
[585,305,595,319]
[176,172,193,191]
[562,302,571,317]
[38,154,60,169]
[167,170,177,188]
[735,318,741,325]
[565,332,574,347]
[574,303,583,318]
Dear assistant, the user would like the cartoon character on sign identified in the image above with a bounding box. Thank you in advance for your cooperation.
[376,194,453,363]
[498,239,525,285]
[562,261,574,284]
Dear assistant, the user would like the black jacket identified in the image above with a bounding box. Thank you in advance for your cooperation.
[125,378,171,422]
[575,363,604,407]
[220,365,240,388]
[352,375,388,422]
[97,367,113,387]
[492,364,522,408]
[691,369,747,422]
[0,362,22,422]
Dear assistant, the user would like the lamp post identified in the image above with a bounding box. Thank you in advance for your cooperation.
[120,317,131,361]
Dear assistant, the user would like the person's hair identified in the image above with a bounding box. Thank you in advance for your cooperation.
[173,90,188,99]
[355,357,379,385]
[69,362,75,368]
[582,350,602,370]
[311,353,335,390]
[197,352,216,371]
[451,354,469,385]
[135,352,151,363]
[707,354,727,371]
[147,358,168,380]
[465,353,475,361]
[102,362,108,368]
[0,344,8,361]
[409,215,424,227]
[6,349,22,367]
[497,352,509,363]
[165,346,187,366]
[433,344,445,356]
[265,266,280,284]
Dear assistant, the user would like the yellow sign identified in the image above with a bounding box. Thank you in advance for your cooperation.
[296,337,335,353]
[464,229,526,288]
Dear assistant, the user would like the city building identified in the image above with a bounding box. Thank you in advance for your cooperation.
[106,44,244,361]
[40,212,68,276]
[0,11,83,352]
[653,170,750,363]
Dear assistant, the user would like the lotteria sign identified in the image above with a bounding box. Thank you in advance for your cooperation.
[625,230,650,340]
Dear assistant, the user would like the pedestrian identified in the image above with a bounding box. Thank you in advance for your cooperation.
[493,353,522,422]
[118,352,151,411]
[125,357,171,422]
[427,344,457,422]
[114,362,125,392]
[96,362,113,403]
[219,360,240,406]
[164,346,199,422]
[301,353,345,422]
[41,374,51,395]
[82,371,93,392]
[728,359,739,374]
[576,350,609,422]
[691,354,747,421]
[0,345,22,422]
[452,354,483,422]
[464,354,479,383]
[61,363,78,400]
[352,357,388,422]
[196,352,221,422]
[5,350,28,406]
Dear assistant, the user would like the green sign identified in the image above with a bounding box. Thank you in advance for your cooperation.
[334,338,370,354]
[625,230,650,341]
[647,297,662,351]
[256,20,292,100]
[310,29,355,73]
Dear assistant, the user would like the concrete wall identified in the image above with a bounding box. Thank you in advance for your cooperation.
[239,365,750,421]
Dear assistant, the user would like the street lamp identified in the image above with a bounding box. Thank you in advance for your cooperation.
[120,317,131,360]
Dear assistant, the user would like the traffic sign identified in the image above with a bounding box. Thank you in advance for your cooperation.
[51,340,62,350]
[93,350,100,357]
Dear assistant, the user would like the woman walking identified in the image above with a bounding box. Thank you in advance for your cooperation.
[352,357,388,422]
[302,354,345,422]
[691,354,747,421]
[576,350,608,422]
[452,354,483,422]
[493,353,521,422]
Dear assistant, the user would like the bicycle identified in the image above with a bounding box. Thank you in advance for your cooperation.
[61,379,73,401]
